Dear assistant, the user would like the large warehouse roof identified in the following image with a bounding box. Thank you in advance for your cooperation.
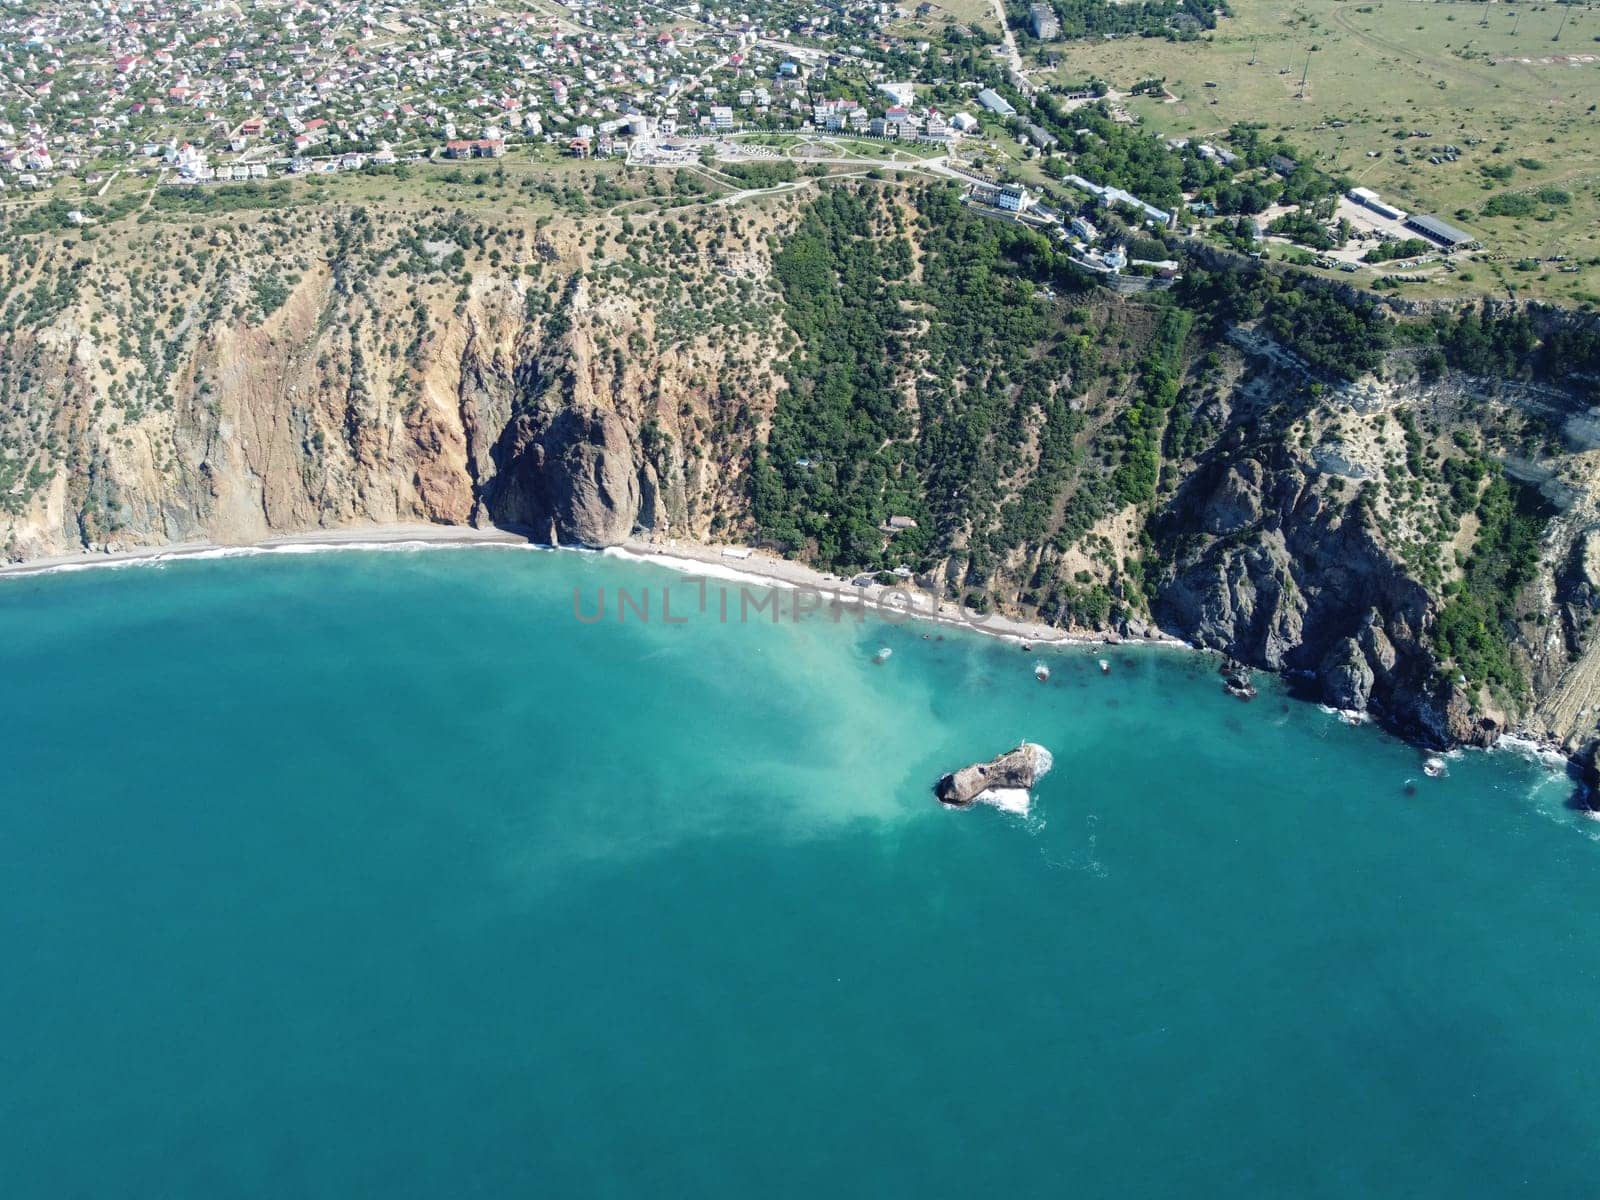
[1404,213,1476,247]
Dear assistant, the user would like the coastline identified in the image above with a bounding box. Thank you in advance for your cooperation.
[613,536,1187,650]
[0,521,1580,772]
[0,523,531,579]
[0,523,1178,650]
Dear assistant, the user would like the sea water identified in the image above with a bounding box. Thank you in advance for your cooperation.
[1,548,1596,1197]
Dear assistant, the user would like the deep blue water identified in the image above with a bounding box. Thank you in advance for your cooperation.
[1,547,1596,1198]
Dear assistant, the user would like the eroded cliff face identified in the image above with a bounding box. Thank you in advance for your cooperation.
[3,190,1599,752]
[1143,347,1600,749]
[0,203,787,560]
[1156,447,1484,745]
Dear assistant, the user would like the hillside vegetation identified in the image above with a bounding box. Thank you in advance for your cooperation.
[3,177,1600,751]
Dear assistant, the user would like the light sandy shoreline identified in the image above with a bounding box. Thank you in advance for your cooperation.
[614,537,1188,650]
[0,523,529,579]
[0,523,1581,765]
[0,522,1182,651]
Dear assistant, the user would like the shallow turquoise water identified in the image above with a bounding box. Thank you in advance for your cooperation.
[1,548,1596,1198]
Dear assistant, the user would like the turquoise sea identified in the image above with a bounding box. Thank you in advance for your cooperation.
[2,547,1597,1198]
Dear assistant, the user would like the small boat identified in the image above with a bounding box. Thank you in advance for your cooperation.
[1423,756,1447,778]
[1034,661,1050,683]
[872,647,893,666]
[1098,658,1110,675]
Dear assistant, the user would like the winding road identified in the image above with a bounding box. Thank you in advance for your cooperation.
[987,0,1034,96]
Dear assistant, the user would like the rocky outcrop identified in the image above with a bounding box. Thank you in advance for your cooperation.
[485,405,643,546]
[1201,462,1266,535]
[934,742,1053,806]
[1155,449,1455,736]
[1577,739,1600,790]
[1320,637,1375,711]
[1221,660,1257,700]
[1357,612,1398,683]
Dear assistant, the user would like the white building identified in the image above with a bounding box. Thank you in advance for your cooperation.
[877,80,915,107]
[976,88,1014,116]
[996,183,1029,212]
[1347,186,1407,223]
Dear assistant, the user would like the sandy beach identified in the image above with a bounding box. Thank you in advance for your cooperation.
[0,523,530,579]
[0,522,1187,651]
[614,536,1188,649]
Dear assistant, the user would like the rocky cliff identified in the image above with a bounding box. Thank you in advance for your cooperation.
[1142,326,1600,749]
[0,202,784,561]
[3,184,1598,755]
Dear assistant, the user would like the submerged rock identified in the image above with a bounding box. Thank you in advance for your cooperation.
[1221,658,1257,700]
[934,742,1053,807]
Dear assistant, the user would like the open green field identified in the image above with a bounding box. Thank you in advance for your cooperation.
[1039,0,1600,303]
[891,0,1002,34]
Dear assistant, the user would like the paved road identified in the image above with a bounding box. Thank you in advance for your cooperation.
[987,0,1034,96]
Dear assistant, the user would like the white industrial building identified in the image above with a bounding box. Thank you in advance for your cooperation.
[1347,186,1407,223]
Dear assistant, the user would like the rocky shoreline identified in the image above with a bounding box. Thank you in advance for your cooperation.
[0,522,1589,781]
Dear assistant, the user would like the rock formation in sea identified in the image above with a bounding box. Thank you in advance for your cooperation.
[934,742,1053,807]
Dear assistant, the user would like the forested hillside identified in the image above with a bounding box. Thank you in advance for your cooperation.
[749,183,1600,748]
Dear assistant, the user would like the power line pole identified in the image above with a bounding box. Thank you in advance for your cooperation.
[1297,53,1310,100]
[1553,4,1571,40]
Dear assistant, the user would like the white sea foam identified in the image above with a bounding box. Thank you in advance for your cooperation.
[602,545,798,590]
[1032,744,1054,778]
[1,537,544,580]
[1491,734,1570,770]
[974,787,1031,815]
[258,540,543,558]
